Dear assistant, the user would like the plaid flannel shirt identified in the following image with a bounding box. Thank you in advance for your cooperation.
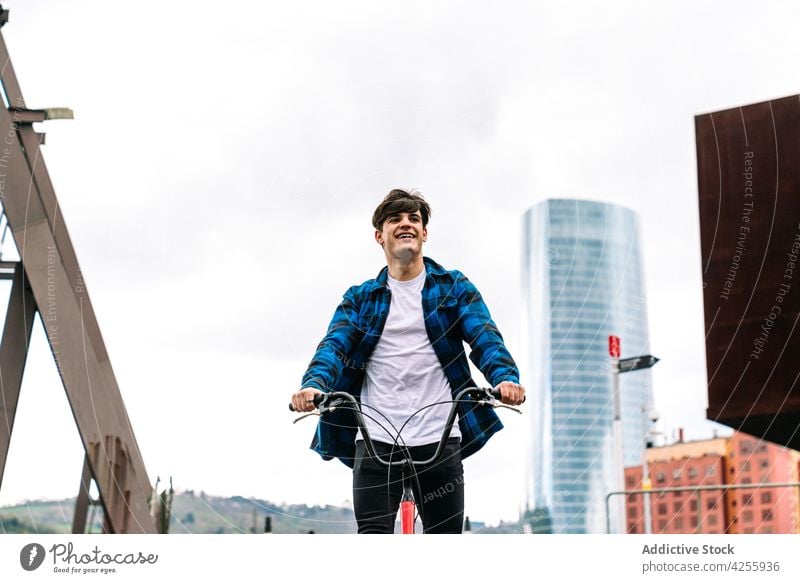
[301,256,519,467]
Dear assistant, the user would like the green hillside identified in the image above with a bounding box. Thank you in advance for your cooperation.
[1,491,356,534]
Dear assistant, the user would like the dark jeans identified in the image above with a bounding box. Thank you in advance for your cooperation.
[352,438,464,534]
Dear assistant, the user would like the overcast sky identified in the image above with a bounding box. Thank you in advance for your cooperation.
[0,0,799,525]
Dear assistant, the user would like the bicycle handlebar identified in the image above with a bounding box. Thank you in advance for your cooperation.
[289,387,524,412]
[289,386,522,469]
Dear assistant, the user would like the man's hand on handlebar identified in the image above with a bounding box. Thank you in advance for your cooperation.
[291,387,323,413]
[289,384,525,414]
[495,381,526,406]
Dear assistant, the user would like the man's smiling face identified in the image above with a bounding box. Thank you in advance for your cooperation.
[375,210,427,261]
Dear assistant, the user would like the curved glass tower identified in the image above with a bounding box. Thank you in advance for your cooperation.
[522,199,653,534]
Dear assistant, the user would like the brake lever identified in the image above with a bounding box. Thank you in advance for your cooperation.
[493,403,523,414]
[292,411,322,424]
[478,390,523,414]
[482,387,525,413]
[292,397,352,423]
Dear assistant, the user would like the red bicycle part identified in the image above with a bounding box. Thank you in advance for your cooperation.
[400,500,415,534]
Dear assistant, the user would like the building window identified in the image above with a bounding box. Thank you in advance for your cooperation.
[742,510,753,522]
[741,461,751,471]
[690,516,698,528]
[705,465,716,477]
[626,476,636,488]
[756,442,768,453]
[689,499,698,512]
[628,508,637,518]
[656,472,665,483]
[658,503,667,515]
[741,478,751,485]
[658,520,667,532]
[707,499,717,510]
[672,468,682,480]
[687,467,698,479]
[762,509,773,521]
[760,459,769,469]
[761,492,772,504]
[740,441,752,454]
[708,515,718,526]
[673,491,682,498]
[673,502,682,513]
[675,517,684,529]
[742,494,753,506]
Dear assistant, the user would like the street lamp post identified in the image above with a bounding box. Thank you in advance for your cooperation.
[609,336,624,534]
[608,335,659,534]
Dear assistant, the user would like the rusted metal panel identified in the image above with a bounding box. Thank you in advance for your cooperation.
[696,95,800,448]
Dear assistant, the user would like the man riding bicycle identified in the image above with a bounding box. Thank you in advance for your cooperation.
[292,189,525,533]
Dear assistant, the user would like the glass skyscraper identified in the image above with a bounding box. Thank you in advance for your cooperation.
[522,199,654,534]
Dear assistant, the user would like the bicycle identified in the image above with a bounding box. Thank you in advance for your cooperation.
[289,386,523,534]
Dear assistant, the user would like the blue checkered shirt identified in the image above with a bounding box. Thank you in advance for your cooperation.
[301,256,520,467]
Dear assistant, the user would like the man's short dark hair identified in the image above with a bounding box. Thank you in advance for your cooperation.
[371,189,431,230]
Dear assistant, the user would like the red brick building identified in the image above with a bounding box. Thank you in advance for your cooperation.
[624,432,800,534]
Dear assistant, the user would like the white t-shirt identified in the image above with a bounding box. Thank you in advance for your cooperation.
[357,267,461,446]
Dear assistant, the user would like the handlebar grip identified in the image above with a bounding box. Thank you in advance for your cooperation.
[490,387,526,403]
[289,391,326,412]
